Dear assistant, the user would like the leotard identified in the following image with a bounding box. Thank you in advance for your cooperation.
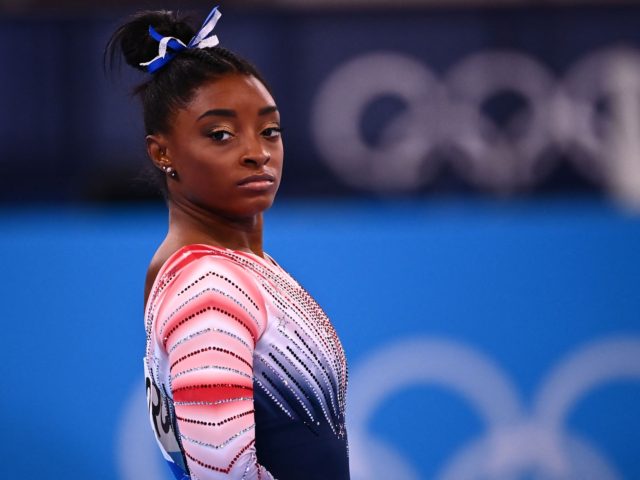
[144,244,349,480]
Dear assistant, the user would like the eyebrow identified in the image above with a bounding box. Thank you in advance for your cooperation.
[258,105,278,116]
[197,105,278,120]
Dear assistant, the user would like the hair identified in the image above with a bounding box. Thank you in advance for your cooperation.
[104,10,273,196]
[106,9,272,135]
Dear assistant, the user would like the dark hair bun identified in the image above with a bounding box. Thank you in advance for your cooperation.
[106,10,196,72]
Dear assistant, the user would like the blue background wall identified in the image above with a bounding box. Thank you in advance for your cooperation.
[1,199,639,479]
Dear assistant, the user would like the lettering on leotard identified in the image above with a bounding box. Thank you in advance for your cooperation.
[145,366,183,459]
[146,376,175,437]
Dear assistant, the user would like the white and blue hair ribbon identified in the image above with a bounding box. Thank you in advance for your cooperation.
[140,6,222,73]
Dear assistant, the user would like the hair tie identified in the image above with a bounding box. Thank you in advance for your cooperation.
[140,5,222,73]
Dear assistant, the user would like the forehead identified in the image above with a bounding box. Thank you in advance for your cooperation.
[187,74,275,114]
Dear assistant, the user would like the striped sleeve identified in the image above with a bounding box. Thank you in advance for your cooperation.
[156,255,275,480]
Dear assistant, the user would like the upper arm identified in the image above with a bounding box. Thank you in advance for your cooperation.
[157,255,267,352]
[155,255,272,479]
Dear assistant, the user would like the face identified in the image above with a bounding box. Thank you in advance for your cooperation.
[151,74,283,220]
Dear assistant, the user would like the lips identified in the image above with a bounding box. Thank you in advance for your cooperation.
[237,173,276,186]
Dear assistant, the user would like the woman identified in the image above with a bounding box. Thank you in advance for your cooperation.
[107,6,349,480]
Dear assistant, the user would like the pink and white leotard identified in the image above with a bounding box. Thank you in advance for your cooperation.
[144,244,349,480]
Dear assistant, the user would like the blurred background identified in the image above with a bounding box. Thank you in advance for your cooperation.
[2,0,640,478]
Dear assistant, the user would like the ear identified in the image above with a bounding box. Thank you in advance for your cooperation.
[146,134,171,171]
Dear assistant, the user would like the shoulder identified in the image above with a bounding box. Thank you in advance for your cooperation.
[170,245,264,305]
[148,244,268,336]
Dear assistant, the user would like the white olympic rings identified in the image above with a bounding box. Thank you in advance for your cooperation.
[347,336,640,480]
[311,47,640,200]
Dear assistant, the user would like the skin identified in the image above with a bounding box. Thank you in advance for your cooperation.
[144,73,284,304]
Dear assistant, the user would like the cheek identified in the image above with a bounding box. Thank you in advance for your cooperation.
[271,143,285,171]
[175,153,229,198]
[177,144,222,178]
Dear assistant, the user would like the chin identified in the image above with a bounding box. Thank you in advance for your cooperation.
[233,194,277,218]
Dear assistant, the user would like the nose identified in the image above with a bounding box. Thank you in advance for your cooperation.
[241,136,270,168]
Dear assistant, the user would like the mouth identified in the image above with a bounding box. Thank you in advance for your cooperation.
[237,172,277,191]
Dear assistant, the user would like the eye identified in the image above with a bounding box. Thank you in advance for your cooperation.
[262,127,283,139]
[208,130,233,142]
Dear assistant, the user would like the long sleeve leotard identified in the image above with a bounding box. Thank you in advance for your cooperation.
[144,244,349,480]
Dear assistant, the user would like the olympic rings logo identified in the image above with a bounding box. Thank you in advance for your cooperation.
[347,336,640,480]
[117,335,640,479]
[311,48,640,201]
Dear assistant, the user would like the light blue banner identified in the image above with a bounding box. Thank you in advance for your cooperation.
[1,199,639,479]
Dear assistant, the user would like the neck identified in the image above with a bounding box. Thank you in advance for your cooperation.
[166,198,265,257]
